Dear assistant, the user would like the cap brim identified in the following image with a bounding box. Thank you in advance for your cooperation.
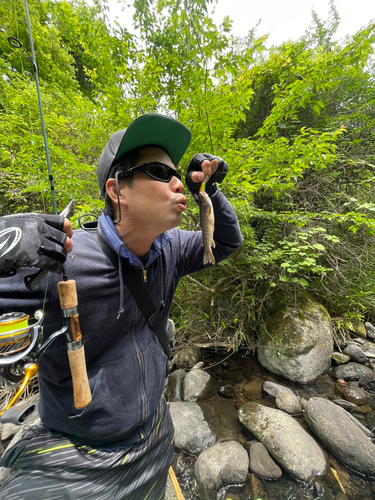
[114,114,192,167]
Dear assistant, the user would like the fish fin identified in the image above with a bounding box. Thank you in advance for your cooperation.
[212,238,216,249]
[203,250,215,265]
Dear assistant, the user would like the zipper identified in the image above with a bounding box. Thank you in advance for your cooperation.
[142,268,147,282]
[136,348,146,422]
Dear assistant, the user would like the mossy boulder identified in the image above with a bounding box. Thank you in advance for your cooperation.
[257,290,333,384]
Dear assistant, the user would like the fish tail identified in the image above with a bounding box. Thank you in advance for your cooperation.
[203,249,215,265]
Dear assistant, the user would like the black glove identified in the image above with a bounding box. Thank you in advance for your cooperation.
[185,153,228,202]
[0,213,67,277]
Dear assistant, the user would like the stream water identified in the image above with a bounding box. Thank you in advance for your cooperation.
[171,350,375,500]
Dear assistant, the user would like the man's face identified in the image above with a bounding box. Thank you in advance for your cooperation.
[118,146,187,233]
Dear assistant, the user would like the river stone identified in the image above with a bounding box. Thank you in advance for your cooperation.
[365,322,375,341]
[194,441,249,500]
[331,362,373,381]
[363,341,375,355]
[183,369,215,402]
[257,291,333,384]
[275,391,302,415]
[165,369,186,402]
[359,372,375,393]
[331,353,350,365]
[169,402,215,455]
[351,320,367,338]
[305,397,375,476]
[249,441,282,479]
[343,410,374,438]
[262,381,295,399]
[343,345,367,364]
[243,377,263,401]
[174,346,201,369]
[342,384,368,405]
[238,402,328,482]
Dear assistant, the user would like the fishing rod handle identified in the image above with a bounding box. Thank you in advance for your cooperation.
[57,280,92,410]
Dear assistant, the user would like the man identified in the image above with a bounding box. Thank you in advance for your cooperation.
[0,113,242,499]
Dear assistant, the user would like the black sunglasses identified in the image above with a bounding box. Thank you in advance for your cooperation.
[118,162,181,182]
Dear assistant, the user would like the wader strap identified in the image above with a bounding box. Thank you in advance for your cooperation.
[90,231,170,357]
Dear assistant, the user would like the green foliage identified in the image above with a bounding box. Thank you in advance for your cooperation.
[1,0,375,346]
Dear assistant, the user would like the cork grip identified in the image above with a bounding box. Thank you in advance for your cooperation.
[57,280,92,410]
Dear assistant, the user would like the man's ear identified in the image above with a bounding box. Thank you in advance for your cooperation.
[106,178,126,205]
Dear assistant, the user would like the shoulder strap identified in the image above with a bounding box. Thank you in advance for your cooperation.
[91,231,170,357]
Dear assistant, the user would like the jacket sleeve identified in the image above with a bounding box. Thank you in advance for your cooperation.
[172,188,243,278]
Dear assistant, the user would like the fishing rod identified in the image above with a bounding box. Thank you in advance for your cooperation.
[0,0,91,418]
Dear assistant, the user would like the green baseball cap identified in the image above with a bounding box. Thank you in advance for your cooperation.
[97,113,192,196]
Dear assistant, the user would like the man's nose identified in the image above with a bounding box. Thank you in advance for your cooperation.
[171,176,184,193]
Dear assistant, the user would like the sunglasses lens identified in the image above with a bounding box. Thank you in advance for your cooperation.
[147,164,172,181]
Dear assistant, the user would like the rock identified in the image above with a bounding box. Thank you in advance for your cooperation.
[305,397,375,476]
[194,441,249,500]
[218,385,235,399]
[257,291,333,384]
[363,341,375,355]
[183,369,215,402]
[342,384,368,405]
[351,320,366,339]
[249,441,282,479]
[262,381,295,399]
[331,362,373,381]
[353,337,365,345]
[336,379,348,386]
[333,399,373,413]
[169,402,215,455]
[191,362,205,370]
[238,402,328,482]
[343,345,367,365]
[243,377,263,401]
[359,373,375,393]
[250,474,268,500]
[365,322,375,341]
[165,369,186,402]
[331,353,350,365]
[342,410,374,438]
[275,391,302,415]
[174,346,201,369]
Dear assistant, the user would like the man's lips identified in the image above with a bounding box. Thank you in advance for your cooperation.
[176,197,187,210]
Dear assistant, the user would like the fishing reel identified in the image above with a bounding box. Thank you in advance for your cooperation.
[0,311,69,418]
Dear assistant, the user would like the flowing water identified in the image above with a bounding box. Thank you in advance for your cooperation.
[172,350,375,500]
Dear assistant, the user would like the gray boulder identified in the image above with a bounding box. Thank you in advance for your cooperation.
[365,322,375,341]
[276,391,302,415]
[169,402,215,455]
[194,441,248,500]
[249,441,282,479]
[238,402,328,482]
[359,372,375,393]
[257,291,333,383]
[305,397,375,476]
[332,362,373,381]
[183,369,215,402]
[173,346,201,369]
[262,381,295,399]
[343,344,367,365]
[165,369,186,402]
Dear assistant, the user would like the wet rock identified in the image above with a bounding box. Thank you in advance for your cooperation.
[343,345,367,365]
[342,383,369,405]
[250,474,268,500]
[336,379,348,386]
[366,412,375,433]
[258,291,333,384]
[165,369,186,402]
[169,402,215,455]
[331,362,373,381]
[243,377,263,401]
[365,322,375,341]
[276,391,302,415]
[343,410,374,438]
[305,397,375,476]
[174,346,201,369]
[183,369,215,402]
[331,353,350,365]
[249,441,282,479]
[218,385,235,399]
[194,441,248,500]
[262,381,295,399]
[351,320,366,339]
[333,399,373,413]
[239,402,328,482]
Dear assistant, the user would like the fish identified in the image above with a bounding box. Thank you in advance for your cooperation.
[198,182,215,265]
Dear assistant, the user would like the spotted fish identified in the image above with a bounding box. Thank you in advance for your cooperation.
[198,184,215,265]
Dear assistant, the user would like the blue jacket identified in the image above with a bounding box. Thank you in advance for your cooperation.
[0,189,242,445]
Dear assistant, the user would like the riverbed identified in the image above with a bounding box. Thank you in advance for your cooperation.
[171,349,375,500]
